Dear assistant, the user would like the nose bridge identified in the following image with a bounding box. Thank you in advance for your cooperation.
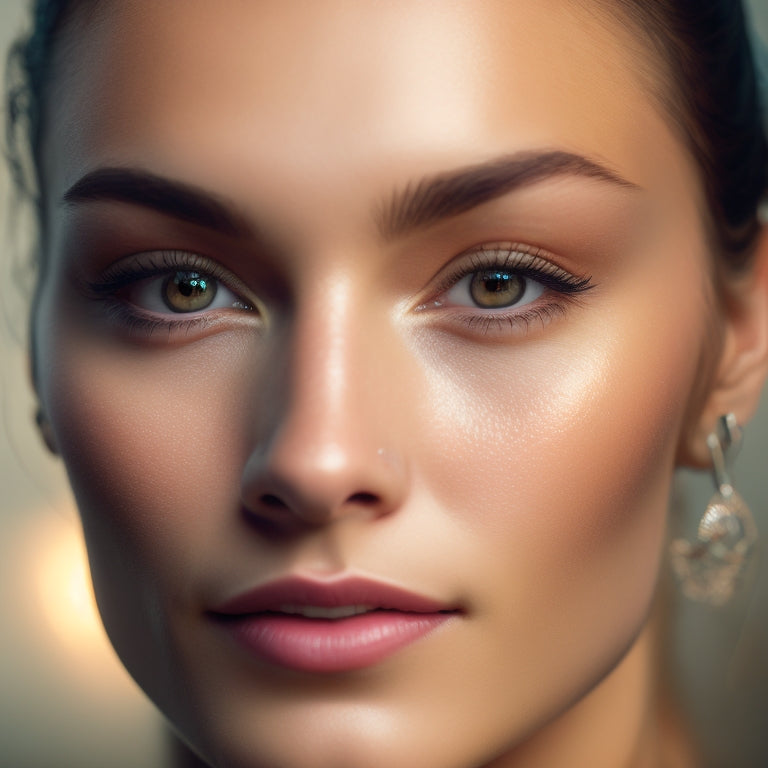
[286,274,363,456]
[242,269,407,525]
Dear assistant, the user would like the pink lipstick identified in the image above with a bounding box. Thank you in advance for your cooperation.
[210,576,458,673]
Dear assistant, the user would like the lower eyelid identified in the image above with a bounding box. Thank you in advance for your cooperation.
[100,300,263,342]
[441,300,569,338]
[90,280,261,341]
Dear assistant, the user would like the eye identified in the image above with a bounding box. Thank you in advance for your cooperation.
[415,244,594,338]
[128,269,250,314]
[85,250,262,339]
[444,267,544,310]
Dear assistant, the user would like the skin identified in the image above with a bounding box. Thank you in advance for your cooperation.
[30,1,768,767]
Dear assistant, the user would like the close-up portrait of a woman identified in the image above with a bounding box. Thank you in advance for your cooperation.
[2,1,768,767]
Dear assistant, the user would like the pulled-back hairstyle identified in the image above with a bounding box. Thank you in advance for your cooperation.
[4,0,768,272]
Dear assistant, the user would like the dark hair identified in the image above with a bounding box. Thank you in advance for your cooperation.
[5,0,69,205]
[604,0,768,270]
[5,0,768,271]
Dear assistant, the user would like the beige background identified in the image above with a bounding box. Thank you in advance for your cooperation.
[1,1,768,766]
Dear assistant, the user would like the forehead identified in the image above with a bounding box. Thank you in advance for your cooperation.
[43,0,695,219]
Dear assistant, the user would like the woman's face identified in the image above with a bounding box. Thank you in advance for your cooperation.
[35,1,718,766]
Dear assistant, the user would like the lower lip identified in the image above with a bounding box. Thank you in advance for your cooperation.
[220,611,453,673]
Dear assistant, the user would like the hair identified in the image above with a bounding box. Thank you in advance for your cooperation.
[4,0,768,273]
[600,0,768,270]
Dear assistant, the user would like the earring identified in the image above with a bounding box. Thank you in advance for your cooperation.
[671,414,758,606]
[34,408,58,455]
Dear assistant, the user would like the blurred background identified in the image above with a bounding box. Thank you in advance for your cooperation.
[1,1,768,767]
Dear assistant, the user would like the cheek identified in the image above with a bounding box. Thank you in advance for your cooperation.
[45,336,245,531]
[414,272,708,687]
[37,311,254,702]
[43,337,256,557]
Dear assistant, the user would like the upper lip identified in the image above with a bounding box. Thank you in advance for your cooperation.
[209,575,457,616]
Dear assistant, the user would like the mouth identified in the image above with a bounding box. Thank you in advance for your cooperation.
[209,575,460,673]
[272,604,377,619]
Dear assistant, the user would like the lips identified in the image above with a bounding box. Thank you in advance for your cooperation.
[209,576,459,673]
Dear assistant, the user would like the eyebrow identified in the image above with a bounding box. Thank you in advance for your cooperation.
[61,150,638,242]
[62,167,251,237]
[377,150,639,238]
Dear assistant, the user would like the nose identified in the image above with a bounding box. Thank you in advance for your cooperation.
[240,279,409,531]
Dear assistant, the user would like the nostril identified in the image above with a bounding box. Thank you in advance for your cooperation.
[260,493,288,509]
[347,492,379,505]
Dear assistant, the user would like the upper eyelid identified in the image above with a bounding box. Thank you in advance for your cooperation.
[99,250,222,280]
[429,243,592,296]
[90,249,253,300]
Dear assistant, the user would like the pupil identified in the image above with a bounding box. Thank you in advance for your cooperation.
[175,273,207,296]
[484,272,509,293]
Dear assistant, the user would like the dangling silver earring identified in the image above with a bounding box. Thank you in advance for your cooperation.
[671,414,758,606]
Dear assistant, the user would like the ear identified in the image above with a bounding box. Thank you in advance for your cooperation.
[34,408,59,455]
[679,225,768,467]
[28,353,59,456]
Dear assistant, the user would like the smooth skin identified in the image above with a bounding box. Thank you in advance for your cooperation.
[33,2,768,767]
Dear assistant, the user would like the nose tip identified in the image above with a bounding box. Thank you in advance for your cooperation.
[241,440,408,530]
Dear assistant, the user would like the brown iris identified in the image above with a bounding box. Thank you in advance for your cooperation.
[469,269,525,308]
[163,271,217,312]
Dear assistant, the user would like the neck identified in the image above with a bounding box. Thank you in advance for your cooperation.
[487,611,698,768]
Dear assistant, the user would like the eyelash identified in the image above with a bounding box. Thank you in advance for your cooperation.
[86,250,257,338]
[419,244,593,336]
[86,244,592,340]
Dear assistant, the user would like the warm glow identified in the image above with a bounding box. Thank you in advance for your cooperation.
[32,511,107,657]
